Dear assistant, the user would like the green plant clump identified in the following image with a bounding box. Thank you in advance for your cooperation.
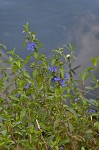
[0,23,99,150]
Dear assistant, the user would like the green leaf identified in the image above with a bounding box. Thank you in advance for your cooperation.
[23,22,29,32]
[0,44,7,50]
[59,138,70,145]
[81,146,85,150]
[20,109,26,119]
[79,71,89,81]
[0,142,5,147]
[54,119,61,129]
[1,130,7,136]
[24,54,34,64]
[7,48,16,56]
[59,67,64,79]
[92,56,99,67]
[85,129,93,134]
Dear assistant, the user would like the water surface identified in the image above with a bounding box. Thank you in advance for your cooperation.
[0,0,99,71]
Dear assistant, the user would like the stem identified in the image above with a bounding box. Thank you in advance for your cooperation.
[36,119,48,150]
[82,80,85,97]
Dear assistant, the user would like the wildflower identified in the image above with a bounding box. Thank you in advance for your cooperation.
[52,76,66,87]
[64,72,69,80]
[60,79,66,87]
[48,66,58,72]
[16,93,20,98]
[24,83,31,90]
[88,109,96,113]
[87,109,97,117]
[52,76,61,82]
[27,41,36,52]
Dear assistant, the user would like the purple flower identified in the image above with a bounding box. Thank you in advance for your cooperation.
[48,66,58,72]
[52,76,66,87]
[64,72,69,80]
[24,83,31,89]
[27,41,36,52]
[89,109,96,113]
[52,76,61,82]
[87,109,97,116]
[16,93,20,98]
[60,79,66,87]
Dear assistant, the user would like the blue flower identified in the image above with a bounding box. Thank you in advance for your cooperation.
[60,79,66,87]
[48,66,58,72]
[64,72,69,80]
[87,109,97,116]
[27,41,36,52]
[88,109,96,113]
[16,93,20,98]
[52,76,61,82]
[24,83,31,89]
[52,76,66,87]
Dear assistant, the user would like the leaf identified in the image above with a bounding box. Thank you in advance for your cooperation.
[20,109,26,119]
[81,146,85,150]
[94,122,99,128]
[80,71,89,81]
[59,67,64,78]
[0,44,7,50]
[14,145,24,150]
[72,135,85,142]
[23,22,29,32]
[7,48,16,56]
[85,86,94,90]
[92,56,99,67]
[54,119,61,129]
[59,138,70,145]
[17,60,21,68]
[85,129,93,134]
[0,142,5,147]
[66,107,77,117]
[1,130,7,136]
[24,54,34,64]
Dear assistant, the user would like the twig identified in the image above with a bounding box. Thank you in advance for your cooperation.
[36,119,48,150]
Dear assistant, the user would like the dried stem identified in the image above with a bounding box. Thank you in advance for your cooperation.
[36,119,48,150]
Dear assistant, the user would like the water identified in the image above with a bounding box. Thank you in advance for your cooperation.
[0,0,99,71]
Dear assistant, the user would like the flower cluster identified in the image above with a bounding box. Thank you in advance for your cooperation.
[52,76,67,87]
[49,66,69,87]
[48,66,58,72]
[27,41,36,52]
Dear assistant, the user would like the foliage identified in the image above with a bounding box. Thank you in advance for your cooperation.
[0,23,99,150]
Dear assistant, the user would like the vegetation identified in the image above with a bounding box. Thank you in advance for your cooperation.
[0,23,99,150]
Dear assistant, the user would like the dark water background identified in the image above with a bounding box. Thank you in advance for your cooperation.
[0,0,99,71]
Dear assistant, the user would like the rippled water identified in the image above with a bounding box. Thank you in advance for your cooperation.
[0,0,99,71]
